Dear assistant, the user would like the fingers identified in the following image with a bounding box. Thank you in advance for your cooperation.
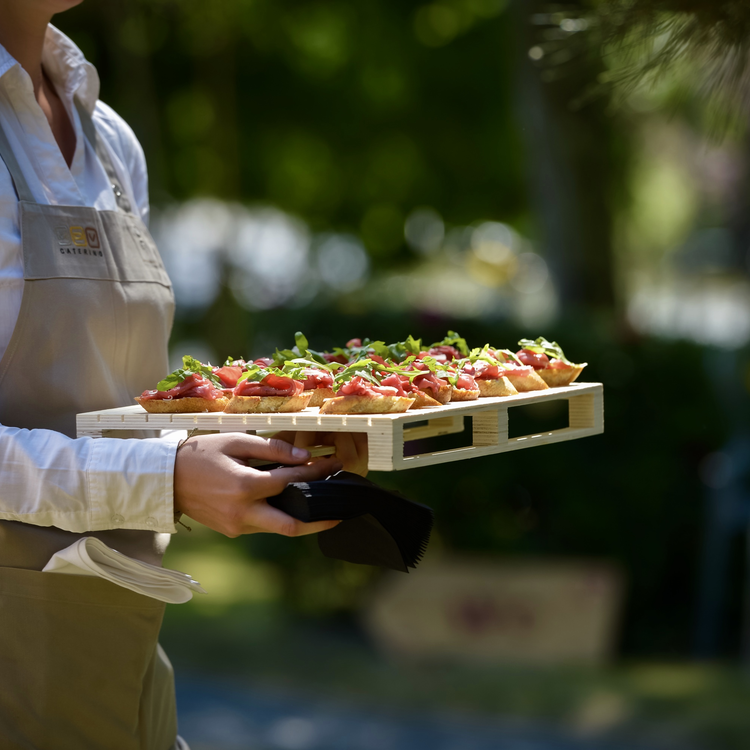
[293,431,318,449]
[245,502,340,537]
[332,432,358,468]
[327,432,368,476]
[227,434,311,464]
[247,456,342,499]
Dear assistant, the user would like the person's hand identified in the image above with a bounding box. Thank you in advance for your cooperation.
[173,433,343,538]
[274,431,368,476]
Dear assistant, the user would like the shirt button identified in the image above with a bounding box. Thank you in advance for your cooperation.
[146,517,157,528]
[111,514,124,524]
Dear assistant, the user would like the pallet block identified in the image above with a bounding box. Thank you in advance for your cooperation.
[76,382,603,472]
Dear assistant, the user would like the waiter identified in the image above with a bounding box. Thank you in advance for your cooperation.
[0,3,366,749]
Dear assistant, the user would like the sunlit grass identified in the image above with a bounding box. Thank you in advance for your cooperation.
[164,523,282,610]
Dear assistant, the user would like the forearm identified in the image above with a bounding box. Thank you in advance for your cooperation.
[0,424,177,533]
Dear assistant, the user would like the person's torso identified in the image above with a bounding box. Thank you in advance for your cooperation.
[0,31,174,566]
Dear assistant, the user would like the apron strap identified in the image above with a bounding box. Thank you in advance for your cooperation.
[75,99,133,214]
[0,119,36,203]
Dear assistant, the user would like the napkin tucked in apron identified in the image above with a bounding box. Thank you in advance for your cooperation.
[43,537,206,604]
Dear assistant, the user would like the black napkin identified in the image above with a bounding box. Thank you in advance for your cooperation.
[267,471,434,572]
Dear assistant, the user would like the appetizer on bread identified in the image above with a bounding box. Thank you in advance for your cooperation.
[516,337,587,387]
[136,356,230,413]
[320,360,414,414]
[224,363,313,413]
[464,346,519,397]
[272,333,335,406]
[487,349,549,392]
[134,331,589,415]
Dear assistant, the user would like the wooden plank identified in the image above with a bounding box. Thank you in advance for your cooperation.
[75,383,603,471]
[402,414,465,442]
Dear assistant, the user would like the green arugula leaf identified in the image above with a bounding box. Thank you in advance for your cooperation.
[236,363,307,385]
[468,344,503,366]
[273,332,328,367]
[518,337,579,365]
[429,330,469,356]
[156,355,221,391]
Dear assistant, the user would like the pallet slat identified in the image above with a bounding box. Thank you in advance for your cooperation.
[76,383,603,471]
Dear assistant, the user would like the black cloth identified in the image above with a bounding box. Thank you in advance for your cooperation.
[267,472,434,572]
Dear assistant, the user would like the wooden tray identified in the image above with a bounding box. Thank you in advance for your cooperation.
[77,382,603,472]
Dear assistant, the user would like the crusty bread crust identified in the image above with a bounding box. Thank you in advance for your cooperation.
[224,391,313,413]
[307,387,335,407]
[135,396,229,413]
[409,390,443,409]
[319,394,414,414]
[451,387,480,401]
[477,377,518,398]
[504,370,549,392]
[418,383,452,404]
[538,365,585,388]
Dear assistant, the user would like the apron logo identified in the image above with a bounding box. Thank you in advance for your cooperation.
[85,227,100,248]
[55,225,104,257]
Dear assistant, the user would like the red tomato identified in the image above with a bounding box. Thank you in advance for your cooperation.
[214,366,244,388]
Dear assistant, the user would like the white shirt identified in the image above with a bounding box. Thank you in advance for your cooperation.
[0,26,177,534]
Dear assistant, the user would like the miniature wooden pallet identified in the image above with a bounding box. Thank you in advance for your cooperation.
[77,382,603,472]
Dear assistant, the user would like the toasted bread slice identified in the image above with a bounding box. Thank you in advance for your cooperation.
[408,390,443,409]
[319,395,413,414]
[504,369,549,392]
[307,387,335,407]
[477,377,518,398]
[224,391,313,413]
[538,364,585,388]
[135,396,229,413]
[419,383,452,404]
[451,387,480,401]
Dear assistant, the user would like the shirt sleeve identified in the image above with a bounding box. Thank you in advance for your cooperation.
[0,424,179,533]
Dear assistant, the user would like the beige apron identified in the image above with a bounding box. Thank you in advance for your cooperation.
[0,101,179,749]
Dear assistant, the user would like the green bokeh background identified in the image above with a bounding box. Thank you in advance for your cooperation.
[54,1,750,746]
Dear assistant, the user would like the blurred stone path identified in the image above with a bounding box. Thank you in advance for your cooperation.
[176,674,697,750]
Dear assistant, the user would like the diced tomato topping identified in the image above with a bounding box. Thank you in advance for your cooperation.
[516,349,550,369]
[214,365,244,388]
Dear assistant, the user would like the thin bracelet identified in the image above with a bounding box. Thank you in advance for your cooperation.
[173,429,199,531]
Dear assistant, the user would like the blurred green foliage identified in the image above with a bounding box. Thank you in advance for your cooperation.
[59,0,524,267]
[56,1,748,660]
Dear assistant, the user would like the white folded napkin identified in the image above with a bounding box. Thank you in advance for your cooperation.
[42,536,206,604]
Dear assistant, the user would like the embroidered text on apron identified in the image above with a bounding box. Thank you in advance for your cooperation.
[0,101,179,750]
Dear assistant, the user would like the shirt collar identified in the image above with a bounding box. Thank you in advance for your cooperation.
[42,25,100,113]
[0,24,99,111]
